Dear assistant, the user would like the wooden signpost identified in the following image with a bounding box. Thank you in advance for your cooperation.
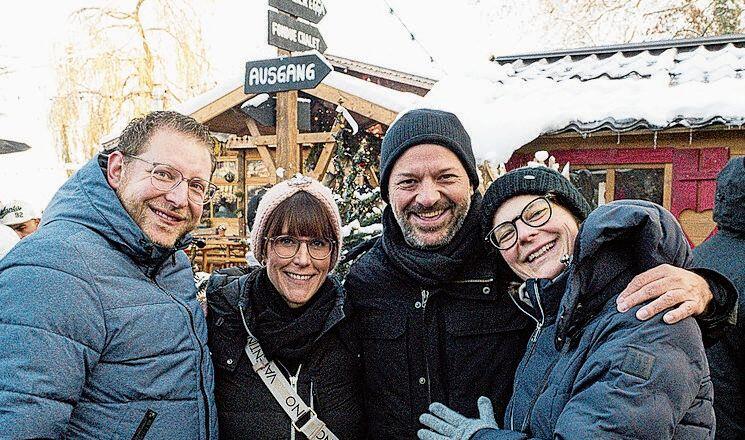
[253,0,328,179]
[244,52,332,95]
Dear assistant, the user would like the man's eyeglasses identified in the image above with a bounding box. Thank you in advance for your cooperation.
[266,235,335,260]
[125,154,218,204]
[485,196,553,250]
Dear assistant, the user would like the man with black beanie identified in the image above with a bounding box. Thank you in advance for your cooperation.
[344,108,734,439]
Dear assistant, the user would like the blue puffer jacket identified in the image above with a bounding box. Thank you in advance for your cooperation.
[474,200,714,439]
[0,158,218,439]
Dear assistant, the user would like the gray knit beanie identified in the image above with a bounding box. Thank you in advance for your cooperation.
[481,166,591,234]
[379,109,479,202]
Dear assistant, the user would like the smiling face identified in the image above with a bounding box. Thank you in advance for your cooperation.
[493,194,580,280]
[262,191,335,308]
[108,128,212,248]
[388,144,473,249]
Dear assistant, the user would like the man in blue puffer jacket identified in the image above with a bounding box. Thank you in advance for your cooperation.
[0,111,218,439]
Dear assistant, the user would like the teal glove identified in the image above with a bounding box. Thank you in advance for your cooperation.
[418,396,498,440]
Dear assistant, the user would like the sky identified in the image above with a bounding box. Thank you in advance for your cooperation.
[0,0,628,210]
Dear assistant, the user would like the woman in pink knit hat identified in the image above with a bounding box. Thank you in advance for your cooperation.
[205,174,365,439]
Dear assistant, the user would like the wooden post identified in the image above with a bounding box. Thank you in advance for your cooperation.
[275,49,300,179]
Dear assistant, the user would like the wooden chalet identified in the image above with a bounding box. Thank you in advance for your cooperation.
[485,35,745,246]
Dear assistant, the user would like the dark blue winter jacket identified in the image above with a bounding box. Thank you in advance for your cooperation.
[0,158,218,439]
[693,156,745,440]
[474,200,714,439]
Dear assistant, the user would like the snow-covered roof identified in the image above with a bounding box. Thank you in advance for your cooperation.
[325,54,437,90]
[419,35,745,163]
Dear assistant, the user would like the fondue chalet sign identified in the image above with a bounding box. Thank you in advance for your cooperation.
[245,0,331,94]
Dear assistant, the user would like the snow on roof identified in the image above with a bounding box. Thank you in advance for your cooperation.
[417,37,745,163]
[322,70,421,113]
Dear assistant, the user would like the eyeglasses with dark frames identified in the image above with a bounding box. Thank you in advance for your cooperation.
[266,235,335,260]
[124,154,218,204]
[485,195,553,250]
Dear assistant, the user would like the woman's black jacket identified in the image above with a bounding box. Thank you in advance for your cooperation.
[206,267,365,439]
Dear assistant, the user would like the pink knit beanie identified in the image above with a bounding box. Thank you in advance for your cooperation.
[250,174,343,268]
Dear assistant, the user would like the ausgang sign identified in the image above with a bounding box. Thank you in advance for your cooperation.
[268,0,326,24]
[268,10,327,53]
[244,51,332,94]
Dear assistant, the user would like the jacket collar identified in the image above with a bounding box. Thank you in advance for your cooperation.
[42,156,191,276]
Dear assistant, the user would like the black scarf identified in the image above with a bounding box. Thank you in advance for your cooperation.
[382,192,485,286]
[249,269,340,363]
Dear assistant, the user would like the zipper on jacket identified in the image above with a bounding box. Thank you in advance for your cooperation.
[507,282,546,431]
[420,288,433,404]
[130,409,157,440]
[153,279,211,440]
[289,364,303,440]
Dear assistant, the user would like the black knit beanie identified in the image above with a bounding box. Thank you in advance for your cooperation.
[481,166,592,234]
[379,109,479,202]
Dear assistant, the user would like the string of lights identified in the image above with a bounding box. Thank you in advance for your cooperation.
[380,0,442,70]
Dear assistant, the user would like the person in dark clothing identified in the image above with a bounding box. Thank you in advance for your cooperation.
[206,175,365,440]
[419,166,715,439]
[345,108,733,439]
[693,156,745,440]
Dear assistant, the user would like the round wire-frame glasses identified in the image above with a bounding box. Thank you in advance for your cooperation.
[125,154,218,204]
[266,235,335,260]
[485,195,553,250]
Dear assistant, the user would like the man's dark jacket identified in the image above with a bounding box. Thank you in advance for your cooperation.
[475,200,714,439]
[345,195,533,439]
[693,156,745,440]
[207,267,366,439]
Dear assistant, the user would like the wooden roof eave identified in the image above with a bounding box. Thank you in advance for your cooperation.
[194,82,398,127]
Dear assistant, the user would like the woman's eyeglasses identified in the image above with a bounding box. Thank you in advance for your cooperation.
[266,235,335,260]
[485,196,553,250]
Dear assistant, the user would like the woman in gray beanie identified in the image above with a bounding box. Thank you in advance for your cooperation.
[205,174,365,439]
[418,166,714,439]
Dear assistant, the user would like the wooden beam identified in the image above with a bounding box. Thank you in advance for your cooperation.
[237,149,246,235]
[305,82,398,125]
[309,142,336,180]
[276,90,300,178]
[245,118,261,137]
[663,163,673,210]
[226,132,336,149]
[191,86,253,123]
[257,145,277,184]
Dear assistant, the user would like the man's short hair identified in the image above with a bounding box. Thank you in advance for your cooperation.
[112,111,216,173]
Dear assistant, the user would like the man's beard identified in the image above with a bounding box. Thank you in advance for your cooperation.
[117,188,195,249]
[394,196,471,249]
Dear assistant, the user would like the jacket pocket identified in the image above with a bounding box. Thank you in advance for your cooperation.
[130,409,157,440]
[207,322,244,372]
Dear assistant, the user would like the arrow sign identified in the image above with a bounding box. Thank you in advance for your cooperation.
[268,10,327,53]
[244,52,332,94]
[269,0,326,24]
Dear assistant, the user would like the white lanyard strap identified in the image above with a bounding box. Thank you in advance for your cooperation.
[241,309,339,440]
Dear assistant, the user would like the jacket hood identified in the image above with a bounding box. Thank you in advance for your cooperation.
[713,156,745,233]
[555,200,691,347]
[41,156,192,275]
